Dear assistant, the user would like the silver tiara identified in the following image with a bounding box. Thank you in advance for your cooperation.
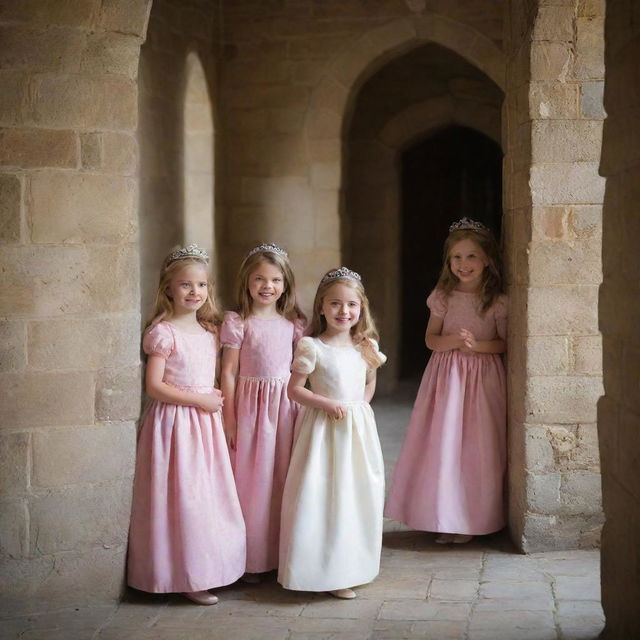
[321,267,362,283]
[449,217,487,233]
[246,243,288,258]
[167,244,209,263]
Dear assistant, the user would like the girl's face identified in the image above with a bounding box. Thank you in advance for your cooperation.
[449,238,489,291]
[167,264,209,316]
[247,261,285,309]
[320,282,361,335]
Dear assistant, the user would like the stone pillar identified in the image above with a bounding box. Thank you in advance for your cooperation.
[0,0,151,613]
[504,0,604,551]
[598,0,640,634]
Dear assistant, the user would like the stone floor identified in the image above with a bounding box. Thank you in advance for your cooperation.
[0,393,604,640]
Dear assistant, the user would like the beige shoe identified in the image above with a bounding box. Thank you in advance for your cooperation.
[452,534,473,544]
[435,533,455,544]
[183,590,219,605]
[328,588,357,599]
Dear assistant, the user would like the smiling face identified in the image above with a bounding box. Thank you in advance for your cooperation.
[247,261,285,310]
[166,263,209,316]
[448,238,489,291]
[320,282,362,335]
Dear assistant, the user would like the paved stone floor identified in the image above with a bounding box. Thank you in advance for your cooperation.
[0,394,604,640]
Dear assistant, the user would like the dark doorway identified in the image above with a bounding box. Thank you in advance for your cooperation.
[400,125,503,380]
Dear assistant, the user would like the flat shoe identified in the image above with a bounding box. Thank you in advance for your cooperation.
[183,590,219,605]
[328,588,356,599]
[435,533,455,544]
[452,534,473,544]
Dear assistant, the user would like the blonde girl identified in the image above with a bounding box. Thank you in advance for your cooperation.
[278,268,386,599]
[127,245,246,605]
[220,243,305,580]
[385,218,507,543]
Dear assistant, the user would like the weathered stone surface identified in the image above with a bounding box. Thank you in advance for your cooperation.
[561,471,602,515]
[572,335,602,374]
[0,498,28,558]
[0,371,95,428]
[574,16,605,80]
[81,33,141,79]
[532,6,575,42]
[527,471,561,513]
[99,0,151,37]
[526,376,603,423]
[0,431,29,496]
[0,70,27,126]
[529,82,579,119]
[0,0,98,28]
[528,238,602,285]
[532,120,602,162]
[530,163,605,205]
[0,173,21,243]
[0,129,77,168]
[581,80,605,118]
[32,423,136,489]
[528,285,599,335]
[95,366,142,422]
[526,336,569,375]
[0,320,26,373]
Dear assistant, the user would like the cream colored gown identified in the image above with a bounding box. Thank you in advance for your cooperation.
[278,336,386,592]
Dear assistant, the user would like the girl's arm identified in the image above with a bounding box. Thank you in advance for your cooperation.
[425,314,464,352]
[146,355,223,412]
[460,329,506,354]
[288,371,347,420]
[220,347,240,449]
[364,369,377,403]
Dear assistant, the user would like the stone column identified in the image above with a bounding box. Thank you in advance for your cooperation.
[0,0,151,612]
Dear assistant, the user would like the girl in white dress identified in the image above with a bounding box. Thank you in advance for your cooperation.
[278,267,386,599]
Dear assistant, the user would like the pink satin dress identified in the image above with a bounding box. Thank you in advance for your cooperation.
[385,289,507,536]
[127,321,246,593]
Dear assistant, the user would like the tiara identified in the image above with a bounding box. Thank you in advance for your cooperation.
[246,243,288,258]
[321,267,362,283]
[449,217,487,233]
[166,244,209,263]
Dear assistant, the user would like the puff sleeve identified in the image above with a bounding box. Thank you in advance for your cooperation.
[292,317,307,349]
[369,338,387,366]
[291,337,317,375]
[494,295,508,342]
[143,322,174,359]
[426,288,448,318]
[220,311,244,349]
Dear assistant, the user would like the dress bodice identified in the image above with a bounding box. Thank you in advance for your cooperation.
[292,337,386,403]
[143,321,217,392]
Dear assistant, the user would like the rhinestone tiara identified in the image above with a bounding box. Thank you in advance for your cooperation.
[449,217,487,233]
[167,244,209,263]
[321,267,362,284]
[246,242,288,258]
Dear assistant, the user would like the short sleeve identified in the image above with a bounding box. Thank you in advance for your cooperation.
[369,338,387,366]
[494,295,508,341]
[143,322,174,359]
[426,288,447,318]
[292,317,306,348]
[292,337,317,375]
[220,311,244,349]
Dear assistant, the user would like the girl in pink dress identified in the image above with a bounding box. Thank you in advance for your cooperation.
[220,243,305,580]
[385,219,507,543]
[127,245,246,605]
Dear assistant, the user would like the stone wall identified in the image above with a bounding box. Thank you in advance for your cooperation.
[599,0,640,634]
[0,0,152,613]
[503,0,604,551]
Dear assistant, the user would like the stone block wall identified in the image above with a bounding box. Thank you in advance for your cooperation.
[0,0,152,613]
[599,0,640,635]
[504,0,604,551]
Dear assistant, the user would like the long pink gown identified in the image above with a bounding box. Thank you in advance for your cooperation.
[221,312,304,573]
[385,289,507,536]
[127,321,246,593]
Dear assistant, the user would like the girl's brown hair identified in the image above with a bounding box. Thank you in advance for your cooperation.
[309,272,384,369]
[145,252,222,334]
[235,249,306,322]
[436,227,503,313]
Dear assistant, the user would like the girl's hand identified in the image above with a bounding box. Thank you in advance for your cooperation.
[326,401,347,420]
[198,389,224,413]
[459,329,477,351]
[224,420,237,450]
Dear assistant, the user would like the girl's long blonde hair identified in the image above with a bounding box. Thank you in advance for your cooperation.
[310,272,384,369]
[235,249,306,322]
[436,227,503,314]
[145,252,222,334]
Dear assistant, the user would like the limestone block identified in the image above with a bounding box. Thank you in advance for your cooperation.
[29,480,132,555]
[527,471,561,513]
[305,107,342,141]
[527,336,569,375]
[0,371,95,428]
[27,172,136,244]
[532,7,575,42]
[0,129,77,169]
[0,173,21,243]
[531,120,602,163]
[269,108,305,135]
[314,214,340,250]
[528,238,602,285]
[528,285,599,335]
[32,423,136,489]
[80,132,102,169]
[98,0,151,38]
[561,471,602,515]
[95,366,142,422]
[529,82,579,119]
[574,17,605,80]
[0,320,26,372]
[226,110,269,136]
[573,423,600,468]
[240,176,312,214]
[568,205,602,239]
[580,81,605,119]
[102,133,138,175]
[81,33,141,79]
[293,61,325,86]
[0,431,29,495]
[223,59,293,87]
[225,85,311,111]
[0,498,28,558]
[0,244,139,317]
[525,426,556,472]
[526,376,603,424]
[521,513,559,552]
[31,75,137,131]
[288,35,349,60]
[530,42,572,81]
[578,0,605,17]
[310,162,340,190]
[0,71,27,126]
[530,163,604,205]
[572,335,602,374]
[28,314,139,371]
[0,0,98,28]
[0,26,85,73]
